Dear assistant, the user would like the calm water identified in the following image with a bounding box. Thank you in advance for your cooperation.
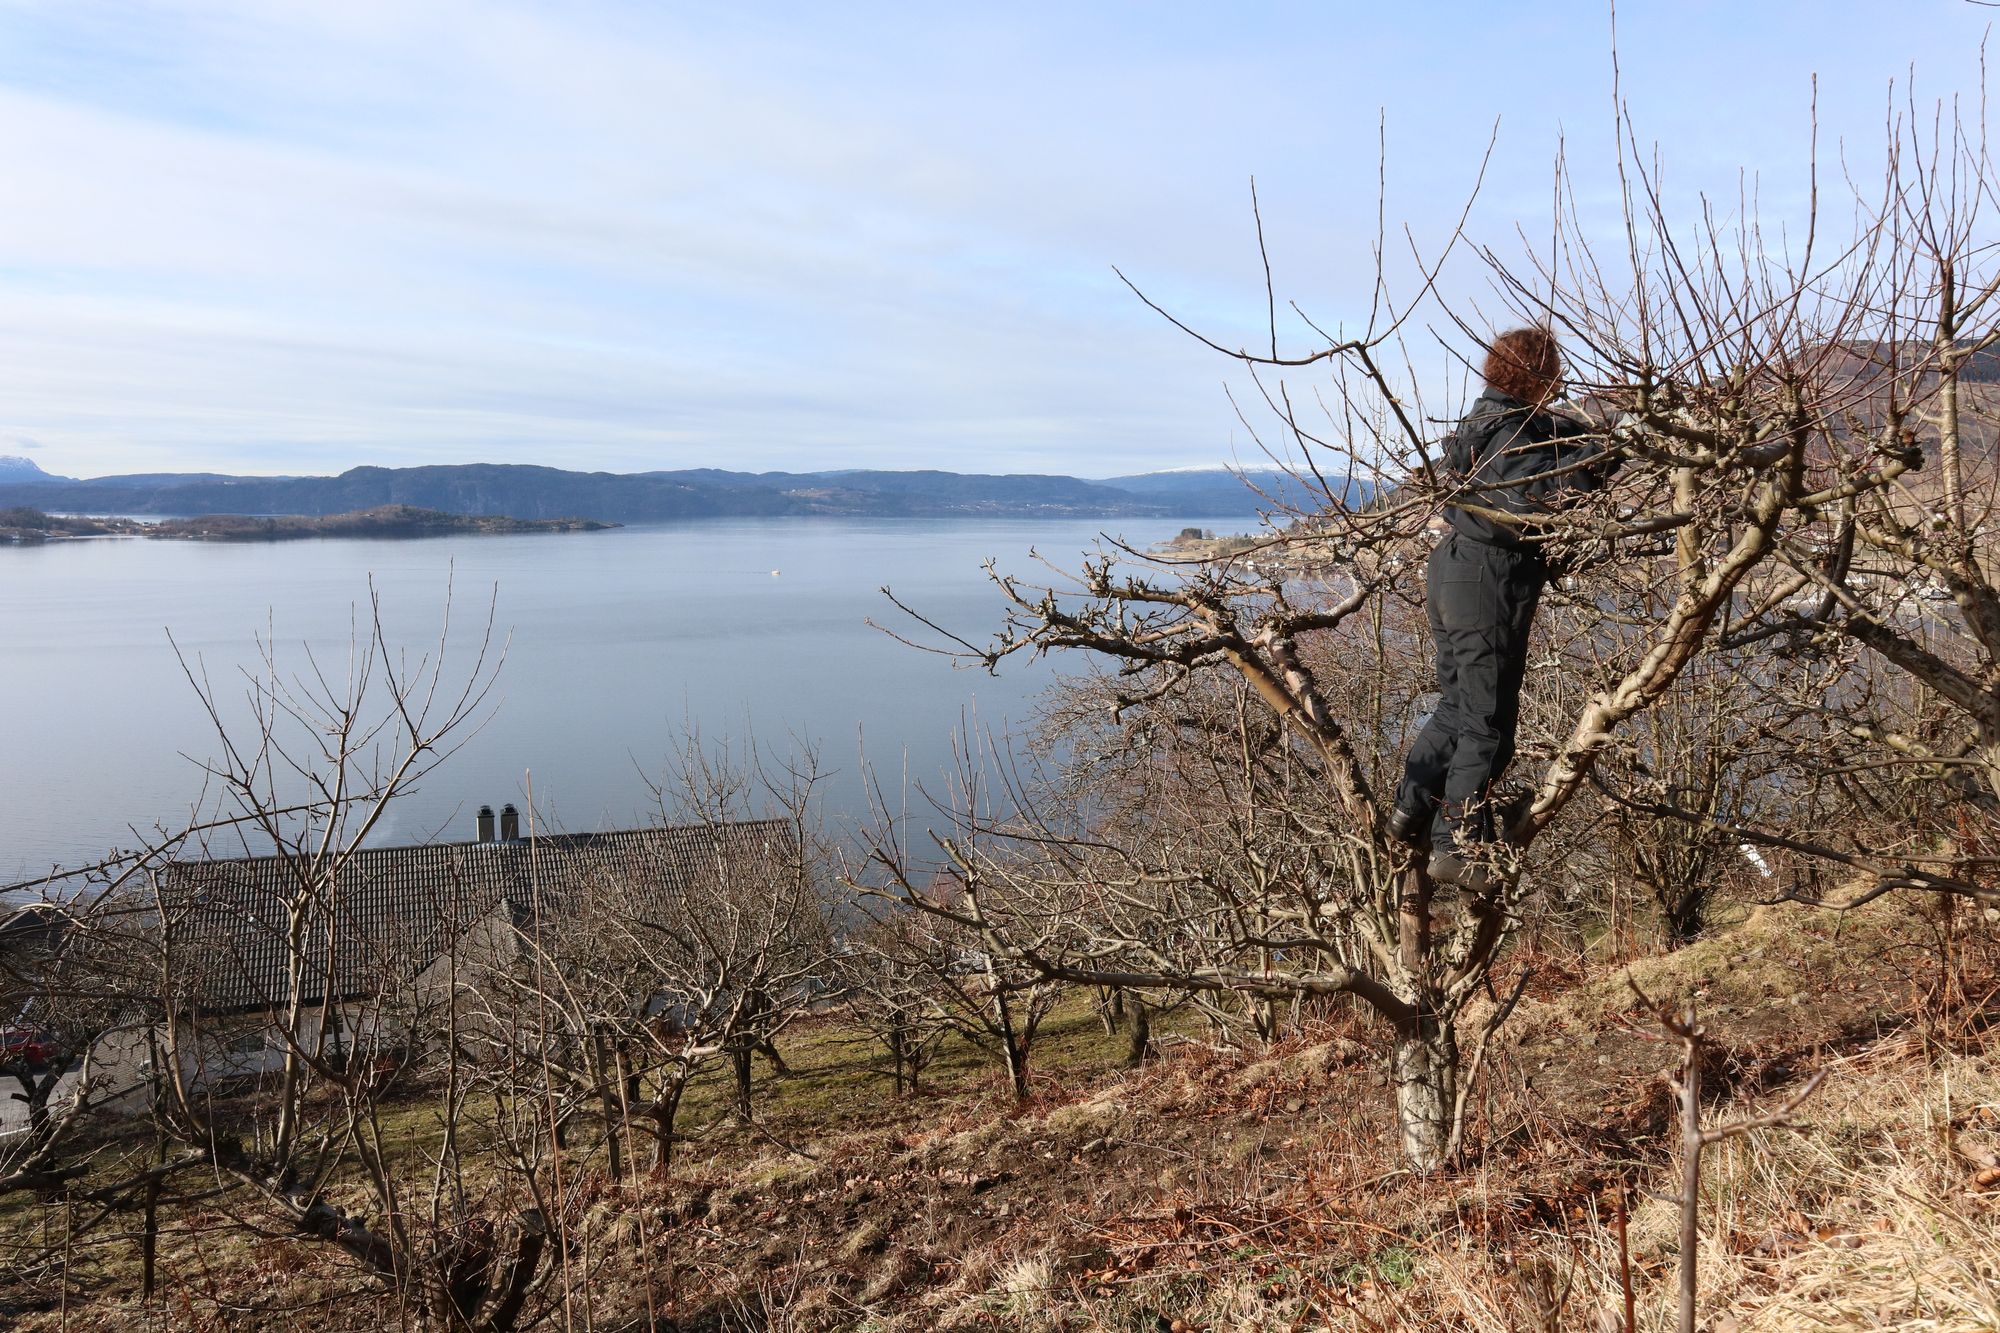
[1,517,1222,886]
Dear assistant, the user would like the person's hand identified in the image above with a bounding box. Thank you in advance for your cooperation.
[1887,427,1924,471]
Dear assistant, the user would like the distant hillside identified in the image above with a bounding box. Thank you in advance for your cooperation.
[0,462,1353,521]
[1817,337,2000,385]
[1099,466,1365,513]
[639,467,1160,516]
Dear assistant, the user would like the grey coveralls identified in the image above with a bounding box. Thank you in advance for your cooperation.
[1395,389,1613,844]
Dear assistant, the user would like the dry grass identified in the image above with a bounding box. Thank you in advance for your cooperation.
[1678,1039,2000,1331]
[9,901,2000,1330]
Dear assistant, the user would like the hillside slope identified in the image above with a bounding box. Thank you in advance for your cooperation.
[588,898,1992,1332]
[16,897,1995,1331]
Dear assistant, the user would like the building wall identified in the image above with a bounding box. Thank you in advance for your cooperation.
[81,1002,393,1114]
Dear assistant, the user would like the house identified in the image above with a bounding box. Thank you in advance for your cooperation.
[89,808,800,1101]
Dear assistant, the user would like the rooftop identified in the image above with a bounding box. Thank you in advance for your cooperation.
[157,819,798,1012]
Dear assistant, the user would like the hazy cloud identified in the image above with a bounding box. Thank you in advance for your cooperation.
[0,1,1983,477]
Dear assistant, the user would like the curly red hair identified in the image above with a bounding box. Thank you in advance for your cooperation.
[1482,327,1562,404]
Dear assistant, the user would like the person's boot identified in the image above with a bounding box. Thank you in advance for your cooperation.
[1425,808,1515,897]
[1384,803,1434,851]
[1426,833,1493,895]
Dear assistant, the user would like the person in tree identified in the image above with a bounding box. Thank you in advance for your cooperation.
[1388,327,1619,890]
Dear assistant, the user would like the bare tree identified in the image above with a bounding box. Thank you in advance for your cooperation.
[864,88,1944,1170]
[1701,96,2000,912]
[1627,978,1825,1333]
[845,889,1061,1101]
[836,912,958,1096]
[473,742,832,1172]
[0,586,609,1329]
[0,892,152,1200]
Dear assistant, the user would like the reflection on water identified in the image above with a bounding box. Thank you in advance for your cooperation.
[0,516,1226,884]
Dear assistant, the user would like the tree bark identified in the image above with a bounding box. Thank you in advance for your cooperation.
[1391,1006,1460,1174]
[592,1031,624,1179]
[992,989,1030,1100]
[652,1082,685,1172]
[141,1134,165,1301]
[1123,995,1153,1068]
[889,1015,910,1095]
[731,1045,753,1120]
[1677,1033,1703,1333]
[1001,1035,1029,1100]
[1250,995,1279,1044]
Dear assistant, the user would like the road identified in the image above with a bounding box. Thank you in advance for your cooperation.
[0,1065,83,1140]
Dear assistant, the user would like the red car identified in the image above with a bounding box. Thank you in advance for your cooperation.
[0,1027,56,1067]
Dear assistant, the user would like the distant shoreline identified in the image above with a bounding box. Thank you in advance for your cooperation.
[0,504,619,544]
[0,460,1334,522]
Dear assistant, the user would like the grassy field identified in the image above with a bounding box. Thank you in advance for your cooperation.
[7,896,2000,1330]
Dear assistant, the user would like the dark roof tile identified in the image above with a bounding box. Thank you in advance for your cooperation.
[159,821,796,1011]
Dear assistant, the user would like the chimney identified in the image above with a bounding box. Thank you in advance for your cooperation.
[500,804,521,841]
[476,805,496,843]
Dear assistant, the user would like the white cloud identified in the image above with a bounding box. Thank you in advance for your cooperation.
[0,2,1982,477]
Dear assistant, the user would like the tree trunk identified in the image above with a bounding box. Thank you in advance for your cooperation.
[593,1032,624,1179]
[141,1134,165,1300]
[1250,995,1279,1044]
[1001,1033,1029,1101]
[731,1045,753,1121]
[1100,986,1125,1035]
[1391,1006,1461,1173]
[1123,996,1153,1068]
[21,1068,50,1139]
[991,989,1030,1100]
[889,1015,910,1095]
[1677,1037,1703,1333]
[652,1082,685,1172]
[611,1039,636,1175]
[1663,886,1710,949]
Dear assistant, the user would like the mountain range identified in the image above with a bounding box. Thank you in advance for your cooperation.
[0,456,1357,520]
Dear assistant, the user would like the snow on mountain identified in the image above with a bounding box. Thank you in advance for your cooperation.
[0,455,68,483]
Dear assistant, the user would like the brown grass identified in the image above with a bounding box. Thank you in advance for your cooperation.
[8,898,2000,1330]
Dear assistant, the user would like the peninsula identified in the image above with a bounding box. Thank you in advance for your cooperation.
[0,504,618,544]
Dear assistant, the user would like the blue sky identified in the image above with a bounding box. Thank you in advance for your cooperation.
[0,1,1985,478]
